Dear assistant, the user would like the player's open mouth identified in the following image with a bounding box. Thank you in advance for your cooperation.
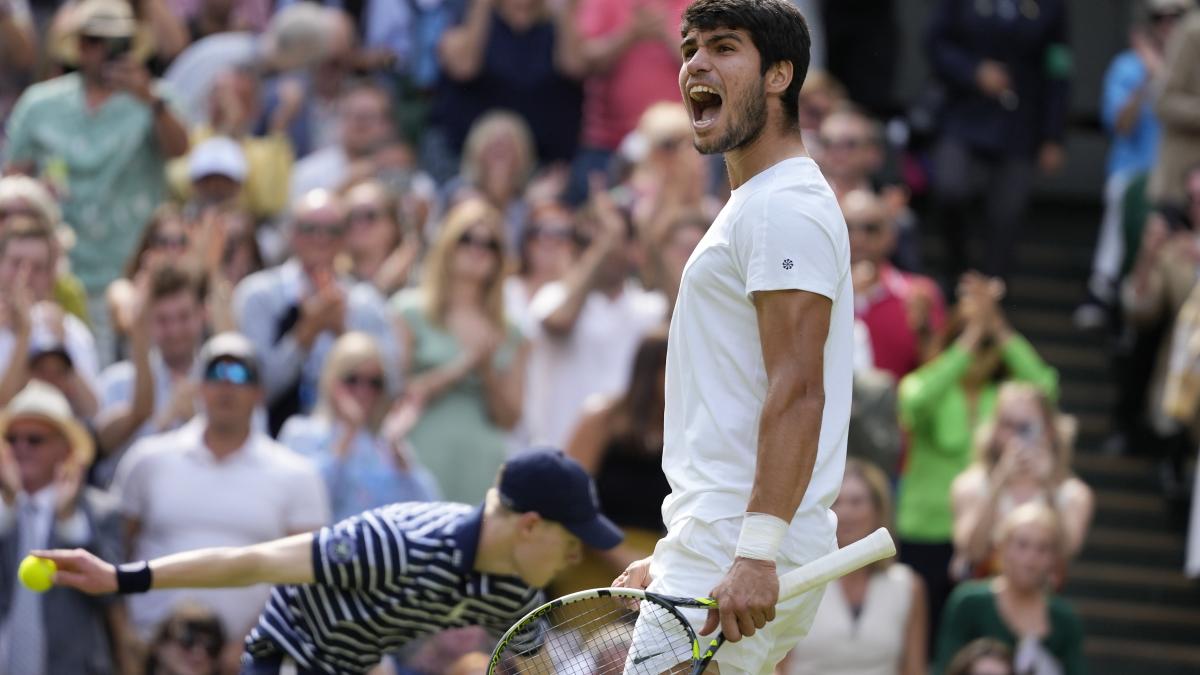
[688,84,723,131]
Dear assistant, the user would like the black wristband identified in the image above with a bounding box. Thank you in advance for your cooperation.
[116,561,153,594]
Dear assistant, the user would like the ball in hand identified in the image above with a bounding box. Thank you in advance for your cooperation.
[18,555,56,593]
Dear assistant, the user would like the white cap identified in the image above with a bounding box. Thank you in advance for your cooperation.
[188,137,248,183]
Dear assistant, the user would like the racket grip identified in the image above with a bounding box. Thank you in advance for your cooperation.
[777,528,896,601]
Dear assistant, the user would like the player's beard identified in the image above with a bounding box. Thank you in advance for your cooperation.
[694,77,768,155]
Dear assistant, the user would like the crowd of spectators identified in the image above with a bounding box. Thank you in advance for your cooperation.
[1,0,1197,673]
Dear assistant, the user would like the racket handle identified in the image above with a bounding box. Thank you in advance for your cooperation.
[777,528,896,601]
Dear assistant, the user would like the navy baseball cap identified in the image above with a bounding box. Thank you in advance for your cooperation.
[498,450,623,550]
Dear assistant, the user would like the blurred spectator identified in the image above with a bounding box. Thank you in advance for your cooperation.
[445,110,539,244]
[845,189,945,382]
[393,198,526,503]
[0,175,88,320]
[951,383,1094,579]
[182,0,242,41]
[1076,0,1188,329]
[896,272,1057,643]
[783,459,927,675]
[524,180,666,448]
[926,0,1070,283]
[565,0,691,204]
[166,66,299,220]
[48,0,189,73]
[232,189,398,434]
[290,82,395,204]
[111,332,329,652]
[798,69,847,159]
[945,639,1014,675]
[162,2,330,129]
[1120,182,1200,496]
[821,0,898,116]
[340,179,419,297]
[279,331,440,521]
[1149,1,1200,205]
[645,208,708,309]
[143,603,224,675]
[818,106,887,202]
[182,136,245,212]
[848,320,904,478]
[504,201,576,332]
[3,0,190,365]
[429,0,584,178]
[0,219,100,417]
[0,0,36,156]
[95,266,207,479]
[564,330,669,589]
[0,381,123,675]
[275,0,421,80]
[933,503,1084,675]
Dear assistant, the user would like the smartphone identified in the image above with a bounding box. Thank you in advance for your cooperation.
[104,37,133,63]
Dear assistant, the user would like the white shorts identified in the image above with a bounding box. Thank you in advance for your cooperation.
[641,516,833,675]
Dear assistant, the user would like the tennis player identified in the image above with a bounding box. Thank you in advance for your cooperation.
[32,450,622,674]
[612,0,854,672]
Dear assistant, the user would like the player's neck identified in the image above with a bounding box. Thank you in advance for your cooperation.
[474,512,521,579]
[724,125,808,190]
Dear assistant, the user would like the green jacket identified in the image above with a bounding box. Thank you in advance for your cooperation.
[895,335,1058,542]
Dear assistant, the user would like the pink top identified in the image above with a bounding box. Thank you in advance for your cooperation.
[578,0,692,150]
[857,265,947,382]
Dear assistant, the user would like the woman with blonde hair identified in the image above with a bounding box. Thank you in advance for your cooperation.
[392,197,527,503]
[278,331,439,521]
[951,382,1094,578]
[783,459,927,675]
[935,503,1084,675]
[447,110,539,245]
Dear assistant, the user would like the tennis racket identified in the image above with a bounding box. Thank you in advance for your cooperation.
[487,527,896,675]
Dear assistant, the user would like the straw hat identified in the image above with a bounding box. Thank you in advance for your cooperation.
[0,381,95,467]
[53,0,155,67]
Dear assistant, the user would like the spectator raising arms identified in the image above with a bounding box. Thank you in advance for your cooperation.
[952,383,1094,580]
[783,459,928,675]
[279,331,440,522]
[896,272,1057,640]
[934,503,1085,675]
[393,198,527,504]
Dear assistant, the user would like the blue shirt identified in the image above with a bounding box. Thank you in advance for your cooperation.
[244,502,544,674]
[277,415,441,521]
[1102,50,1161,177]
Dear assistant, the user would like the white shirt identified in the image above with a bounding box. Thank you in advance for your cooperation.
[0,303,100,395]
[112,418,330,639]
[524,280,666,448]
[661,156,853,560]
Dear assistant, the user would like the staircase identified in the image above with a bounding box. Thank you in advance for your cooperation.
[927,198,1200,674]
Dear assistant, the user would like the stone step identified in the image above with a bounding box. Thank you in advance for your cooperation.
[1084,639,1200,675]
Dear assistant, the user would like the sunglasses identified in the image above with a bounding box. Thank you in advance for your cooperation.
[4,433,47,448]
[458,233,501,254]
[295,220,346,238]
[204,359,258,386]
[342,374,386,392]
[655,137,688,153]
[1151,10,1185,23]
[169,626,222,656]
[529,226,574,243]
[152,234,189,249]
[82,34,132,61]
[847,222,885,235]
[348,208,384,226]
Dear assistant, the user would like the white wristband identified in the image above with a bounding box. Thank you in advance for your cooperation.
[735,512,788,561]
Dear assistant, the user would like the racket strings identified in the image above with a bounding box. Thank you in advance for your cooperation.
[494,596,695,674]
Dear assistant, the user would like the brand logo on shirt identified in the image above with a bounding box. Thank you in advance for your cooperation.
[782,259,794,270]
[326,531,357,564]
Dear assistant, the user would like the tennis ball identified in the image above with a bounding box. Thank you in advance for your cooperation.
[18,555,56,593]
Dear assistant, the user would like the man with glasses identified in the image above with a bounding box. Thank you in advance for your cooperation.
[2,0,189,366]
[110,332,329,656]
[0,380,124,675]
[233,189,398,434]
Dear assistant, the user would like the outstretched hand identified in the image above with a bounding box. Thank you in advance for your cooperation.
[29,548,117,595]
[700,557,778,642]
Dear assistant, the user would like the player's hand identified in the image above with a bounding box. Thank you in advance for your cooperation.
[612,556,653,590]
[30,548,117,595]
[702,557,778,642]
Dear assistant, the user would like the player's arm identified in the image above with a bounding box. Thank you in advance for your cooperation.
[701,289,831,642]
[32,532,317,596]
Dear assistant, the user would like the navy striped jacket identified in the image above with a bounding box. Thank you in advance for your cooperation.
[244,501,544,673]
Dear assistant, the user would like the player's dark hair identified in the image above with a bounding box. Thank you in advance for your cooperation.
[681,0,812,126]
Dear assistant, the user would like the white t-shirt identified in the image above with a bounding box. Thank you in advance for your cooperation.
[112,418,330,639]
[524,281,667,448]
[661,156,853,561]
